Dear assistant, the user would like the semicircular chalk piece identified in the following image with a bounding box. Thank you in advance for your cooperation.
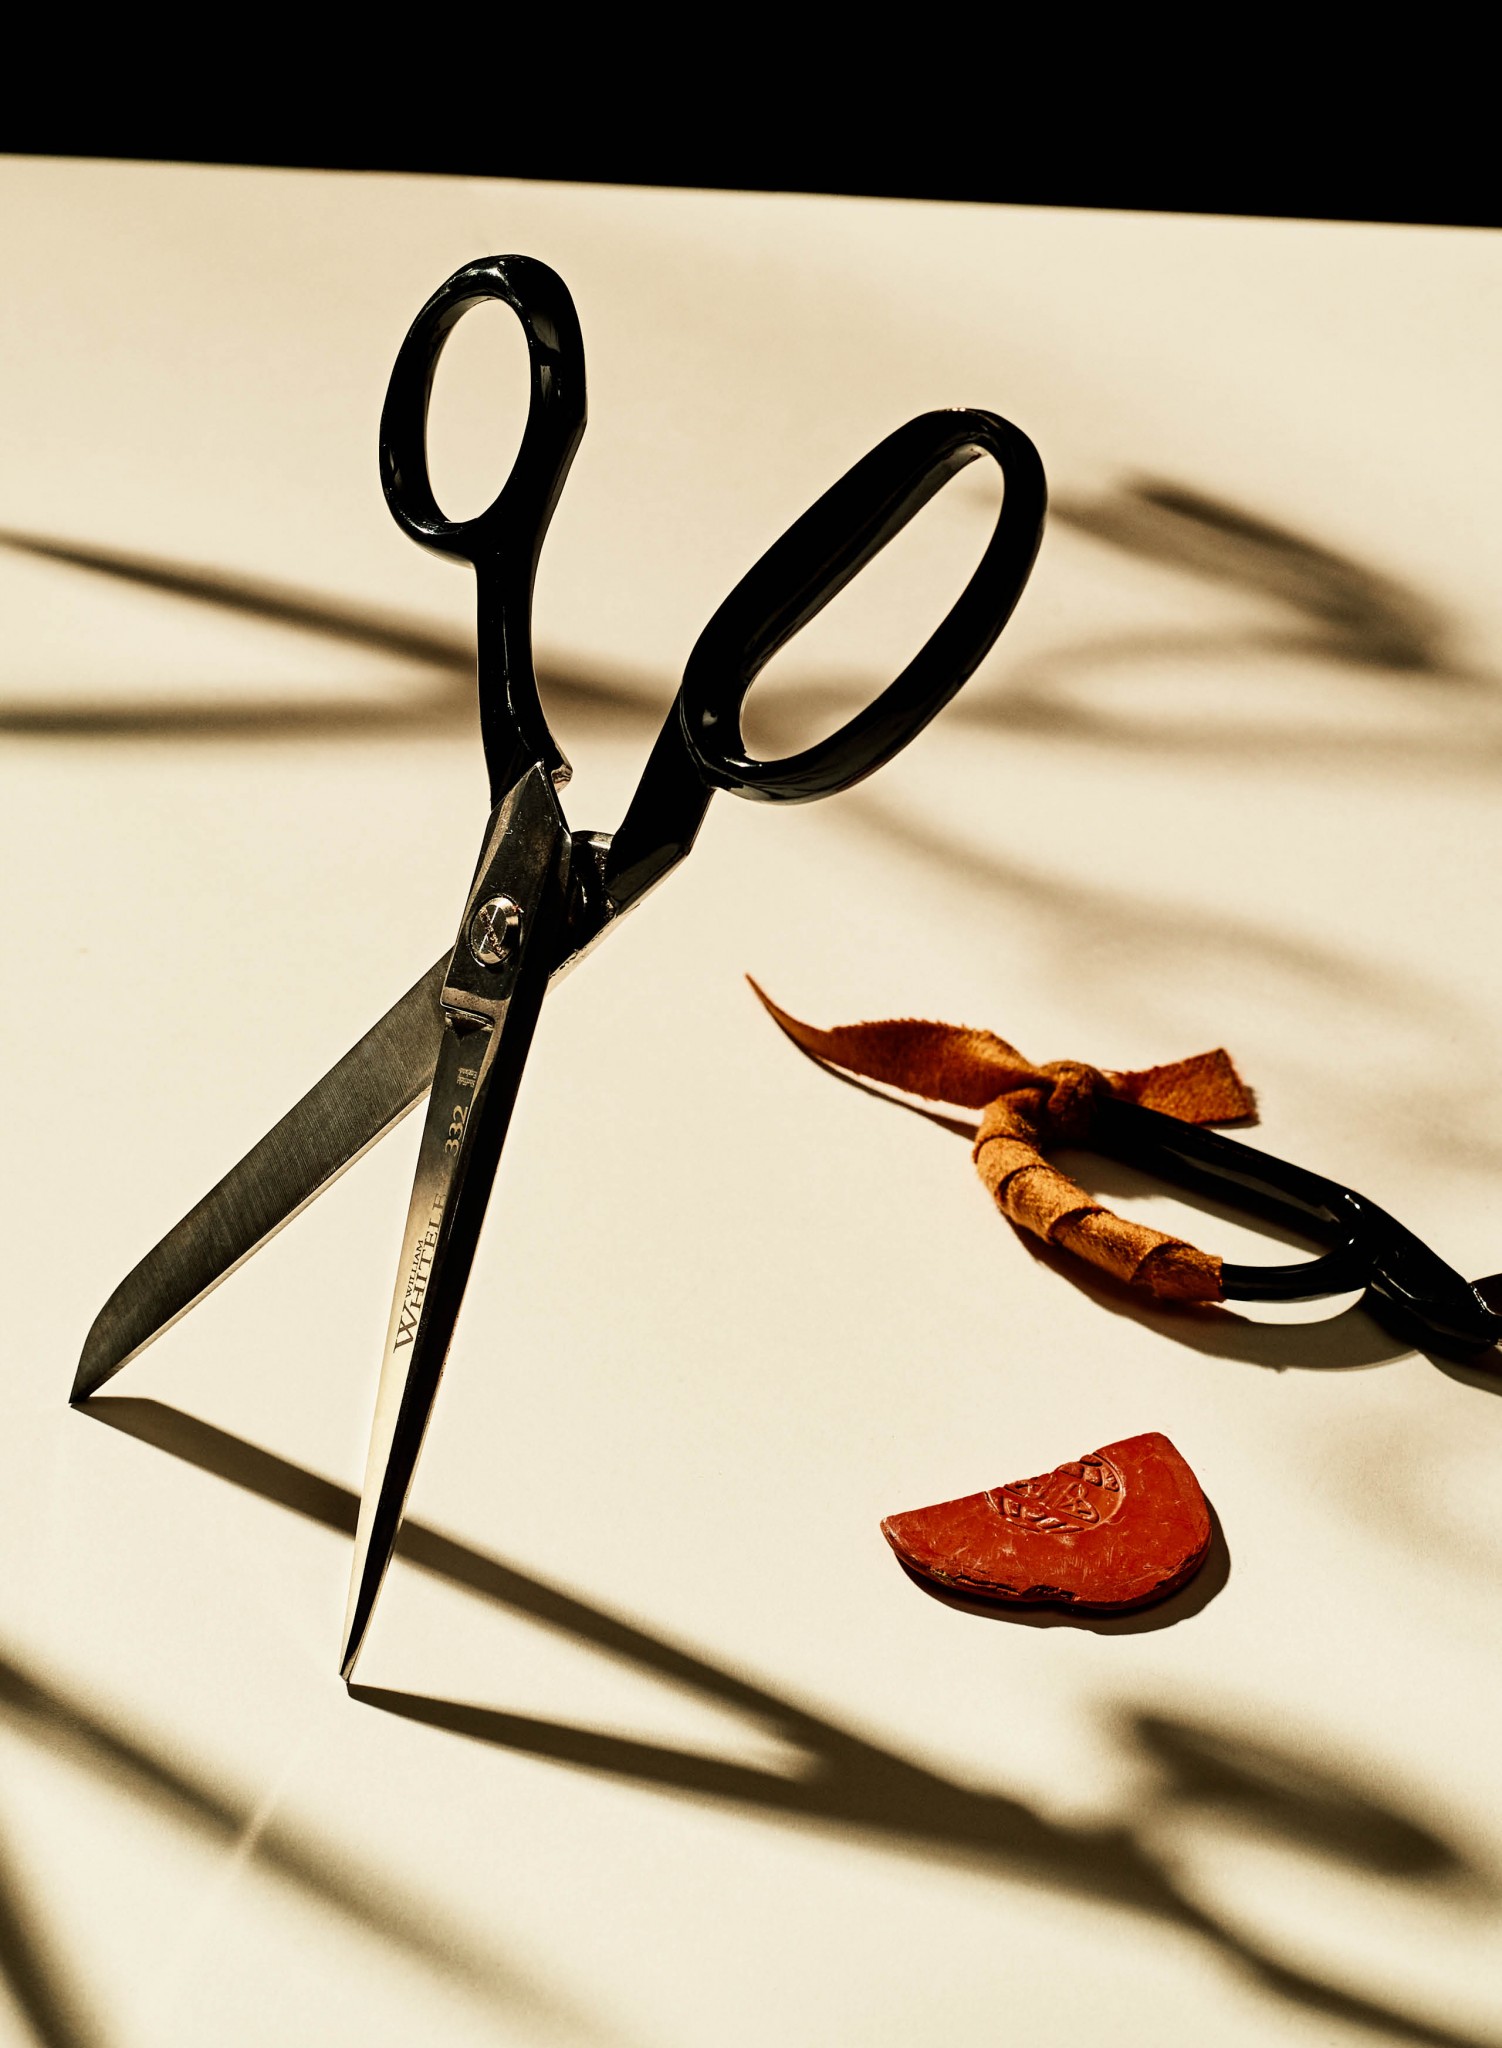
[882,1431,1211,1612]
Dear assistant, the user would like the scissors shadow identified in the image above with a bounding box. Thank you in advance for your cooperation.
[753,473,1502,775]
[12,505,1502,1181]
[0,1811,105,2048]
[987,474,1502,769]
[6,470,1499,768]
[0,530,660,740]
[0,1641,586,2048]
[77,1395,1502,2048]
[838,779,1502,1193]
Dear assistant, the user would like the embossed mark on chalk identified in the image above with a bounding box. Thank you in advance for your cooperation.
[989,1454,1125,1537]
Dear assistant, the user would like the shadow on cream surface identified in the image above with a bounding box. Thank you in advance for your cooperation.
[0,528,659,744]
[76,1395,1502,2048]
[13,491,1502,1315]
[4,468,1499,759]
[0,1643,601,2047]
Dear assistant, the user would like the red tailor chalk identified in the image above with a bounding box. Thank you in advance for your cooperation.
[882,1431,1211,1612]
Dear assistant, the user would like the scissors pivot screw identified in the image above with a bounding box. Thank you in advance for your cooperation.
[468,894,523,968]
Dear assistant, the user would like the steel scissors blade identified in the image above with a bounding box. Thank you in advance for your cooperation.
[74,255,1048,1674]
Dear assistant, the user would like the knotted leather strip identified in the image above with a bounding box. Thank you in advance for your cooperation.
[749,981,1254,1303]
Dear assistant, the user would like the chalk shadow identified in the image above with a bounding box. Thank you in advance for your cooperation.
[894,1496,1232,1634]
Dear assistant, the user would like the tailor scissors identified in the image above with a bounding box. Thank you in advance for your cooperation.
[72,255,1047,1675]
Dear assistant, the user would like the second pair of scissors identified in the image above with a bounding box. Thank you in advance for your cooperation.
[73,255,1048,1675]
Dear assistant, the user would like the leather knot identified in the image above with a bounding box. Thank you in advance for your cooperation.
[1037,1060,1104,1143]
[746,979,1255,1308]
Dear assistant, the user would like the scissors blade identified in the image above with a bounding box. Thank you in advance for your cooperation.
[73,842,618,1406]
[341,766,568,1678]
[71,959,450,1403]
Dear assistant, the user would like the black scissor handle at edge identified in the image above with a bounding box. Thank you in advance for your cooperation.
[379,255,587,797]
[683,407,1045,801]
[1092,1094,1502,1361]
[606,408,1046,905]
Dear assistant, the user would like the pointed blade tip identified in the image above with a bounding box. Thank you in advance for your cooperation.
[338,1617,366,1683]
[340,1556,382,1680]
[71,1320,131,1404]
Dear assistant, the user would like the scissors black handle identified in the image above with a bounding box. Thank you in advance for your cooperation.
[606,408,1047,906]
[1093,1095,1502,1360]
[379,255,586,802]
[379,257,1046,919]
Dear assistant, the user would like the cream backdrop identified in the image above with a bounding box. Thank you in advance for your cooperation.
[2,155,1502,2046]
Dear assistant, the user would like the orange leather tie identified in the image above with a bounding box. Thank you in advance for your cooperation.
[750,982,1255,1303]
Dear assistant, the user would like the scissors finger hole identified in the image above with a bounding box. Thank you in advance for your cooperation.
[1049,1147,1333,1269]
[422,297,534,524]
[740,460,1008,763]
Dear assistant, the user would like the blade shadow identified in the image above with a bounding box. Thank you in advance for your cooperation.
[0,1815,106,2048]
[78,1395,1502,2048]
[0,1642,589,2040]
